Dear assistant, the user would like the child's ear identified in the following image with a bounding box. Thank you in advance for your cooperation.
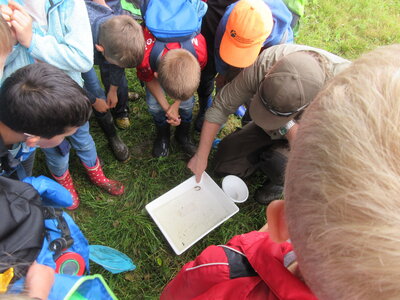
[95,44,105,53]
[25,136,41,148]
[153,72,158,78]
[267,200,289,243]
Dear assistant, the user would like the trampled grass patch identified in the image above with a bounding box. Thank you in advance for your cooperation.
[33,0,400,298]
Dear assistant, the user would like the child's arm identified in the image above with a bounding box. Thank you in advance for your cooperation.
[25,261,55,300]
[146,78,181,126]
[93,98,109,112]
[166,101,181,126]
[105,64,126,109]
[9,0,93,73]
[107,85,118,108]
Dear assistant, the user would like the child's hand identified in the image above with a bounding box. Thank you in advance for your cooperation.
[26,261,55,300]
[167,116,181,126]
[166,100,181,126]
[107,85,118,108]
[0,4,13,23]
[7,1,33,48]
[92,98,109,113]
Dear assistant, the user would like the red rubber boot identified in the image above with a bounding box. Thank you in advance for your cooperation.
[52,169,80,210]
[82,157,124,195]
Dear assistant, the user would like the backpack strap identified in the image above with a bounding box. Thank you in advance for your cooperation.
[42,207,74,258]
[149,40,166,72]
[149,36,198,72]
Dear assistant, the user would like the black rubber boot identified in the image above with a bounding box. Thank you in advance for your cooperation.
[96,112,130,162]
[153,123,170,157]
[255,180,284,206]
[175,122,197,156]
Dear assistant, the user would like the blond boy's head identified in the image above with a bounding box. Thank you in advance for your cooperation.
[284,44,400,299]
[157,49,200,101]
[0,15,12,59]
[98,15,144,68]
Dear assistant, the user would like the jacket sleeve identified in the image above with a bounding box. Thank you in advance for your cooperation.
[28,0,93,73]
[205,57,261,125]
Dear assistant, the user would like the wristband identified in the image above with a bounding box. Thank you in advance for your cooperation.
[278,119,296,136]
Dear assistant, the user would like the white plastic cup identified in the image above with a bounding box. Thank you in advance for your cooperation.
[222,175,249,203]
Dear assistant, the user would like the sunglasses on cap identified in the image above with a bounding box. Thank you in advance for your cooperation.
[257,83,309,117]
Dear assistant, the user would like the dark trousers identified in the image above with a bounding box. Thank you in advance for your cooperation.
[214,122,287,185]
[99,63,129,118]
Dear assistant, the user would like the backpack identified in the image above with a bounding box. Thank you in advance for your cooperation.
[0,177,44,281]
[0,176,117,299]
[140,0,208,71]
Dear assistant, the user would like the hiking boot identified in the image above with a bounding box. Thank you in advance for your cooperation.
[82,157,125,196]
[115,117,131,129]
[152,123,170,158]
[96,112,130,162]
[52,169,80,210]
[175,122,197,156]
[255,180,284,206]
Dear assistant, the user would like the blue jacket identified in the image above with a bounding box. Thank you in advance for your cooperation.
[214,0,293,74]
[84,0,125,90]
[1,0,93,86]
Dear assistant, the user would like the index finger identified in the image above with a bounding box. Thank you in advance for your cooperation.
[8,0,29,17]
[0,5,12,20]
[195,172,203,183]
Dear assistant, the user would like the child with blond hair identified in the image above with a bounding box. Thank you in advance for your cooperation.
[0,15,13,78]
[137,26,206,158]
[162,44,400,299]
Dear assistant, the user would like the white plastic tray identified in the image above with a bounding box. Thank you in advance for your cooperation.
[146,172,239,255]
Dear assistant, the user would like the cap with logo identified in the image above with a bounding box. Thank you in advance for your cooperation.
[220,0,273,68]
[249,52,326,131]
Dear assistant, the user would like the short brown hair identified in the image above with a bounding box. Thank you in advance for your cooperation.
[0,16,12,56]
[157,49,201,101]
[98,15,145,68]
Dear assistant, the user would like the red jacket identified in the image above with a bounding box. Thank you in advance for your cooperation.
[161,231,317,300]
[136,26,208,82]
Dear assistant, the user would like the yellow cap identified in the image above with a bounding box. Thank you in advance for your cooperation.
[220,0,273,68]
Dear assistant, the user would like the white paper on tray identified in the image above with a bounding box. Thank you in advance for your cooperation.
[146,172,239,255]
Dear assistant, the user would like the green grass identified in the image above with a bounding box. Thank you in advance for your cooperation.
[33,1,400,298]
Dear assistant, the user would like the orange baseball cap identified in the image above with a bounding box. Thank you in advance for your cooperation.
[220,0,273,68]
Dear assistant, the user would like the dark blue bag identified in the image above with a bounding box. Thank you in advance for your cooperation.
[140,0,207,70]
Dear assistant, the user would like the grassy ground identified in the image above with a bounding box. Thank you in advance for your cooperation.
[34,1,400,298]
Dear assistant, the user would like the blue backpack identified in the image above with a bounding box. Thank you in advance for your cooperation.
[140,0,207,71]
